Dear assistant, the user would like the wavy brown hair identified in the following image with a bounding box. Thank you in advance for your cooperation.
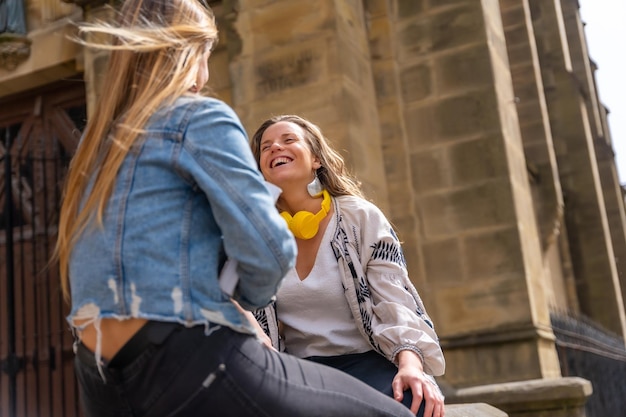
[250,115,363,199]
[55,0,218,298]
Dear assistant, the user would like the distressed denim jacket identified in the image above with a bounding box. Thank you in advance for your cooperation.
[68,95,296,341]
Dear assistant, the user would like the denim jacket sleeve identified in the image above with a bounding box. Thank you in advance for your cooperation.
[179,98,296,310]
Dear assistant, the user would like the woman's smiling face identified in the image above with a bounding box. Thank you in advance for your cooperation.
[258,121,321,187]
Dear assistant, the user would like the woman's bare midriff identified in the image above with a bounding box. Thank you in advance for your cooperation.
[77,317,149,361]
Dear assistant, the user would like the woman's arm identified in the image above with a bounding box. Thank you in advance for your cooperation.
[231,300,275,349]
[346,198,445,375]
[393,350,445,417]
[182,98,297,309]
[356,204,445,416]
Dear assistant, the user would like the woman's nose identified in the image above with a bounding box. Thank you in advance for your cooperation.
[270,142,283,151]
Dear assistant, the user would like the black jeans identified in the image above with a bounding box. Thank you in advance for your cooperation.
[74,321,415,417]
[307,351,426,416]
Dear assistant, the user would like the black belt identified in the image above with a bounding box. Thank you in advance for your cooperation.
[108,321,181,368]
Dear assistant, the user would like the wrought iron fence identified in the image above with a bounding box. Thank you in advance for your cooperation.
[551,311,626,416]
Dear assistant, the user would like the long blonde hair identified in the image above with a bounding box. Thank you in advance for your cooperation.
[55,0,218,298]
[250,115,364,198]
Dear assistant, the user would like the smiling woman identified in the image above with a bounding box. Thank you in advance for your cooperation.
[250,115,447,417]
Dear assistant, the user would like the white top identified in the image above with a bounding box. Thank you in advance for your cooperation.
[276,214,371,358]
[257,195,445,376]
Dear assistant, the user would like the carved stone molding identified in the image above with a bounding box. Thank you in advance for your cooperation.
[0,34,31,70]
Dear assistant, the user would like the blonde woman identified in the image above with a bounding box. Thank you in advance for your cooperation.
[56,1,417,416]
[251,115,446,417]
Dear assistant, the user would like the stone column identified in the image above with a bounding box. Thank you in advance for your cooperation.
[529,0,626,339]
[499,0,579,312]
[229,0,389,207]
[363,0,422,279]
[560,0,626,326]
[374,0,561,387]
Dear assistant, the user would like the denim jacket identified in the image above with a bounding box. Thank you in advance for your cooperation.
[68,95,296,338]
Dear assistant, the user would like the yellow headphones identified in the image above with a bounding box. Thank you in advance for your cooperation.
[280,190,331,240]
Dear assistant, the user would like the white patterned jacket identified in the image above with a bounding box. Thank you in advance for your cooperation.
[255,195,446,377]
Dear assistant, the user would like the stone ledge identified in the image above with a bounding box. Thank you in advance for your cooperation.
[446,403,508,417]
[446,377,592,414]
[0,13,82,98]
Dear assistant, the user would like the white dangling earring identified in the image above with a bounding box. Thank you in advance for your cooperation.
[307,171,323,197]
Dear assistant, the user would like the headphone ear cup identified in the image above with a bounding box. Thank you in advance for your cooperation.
[290,211,318,240]
[281,211,293,224]
[279,190,329,240]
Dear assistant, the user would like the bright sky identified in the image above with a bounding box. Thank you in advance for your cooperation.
[578,0,626,185]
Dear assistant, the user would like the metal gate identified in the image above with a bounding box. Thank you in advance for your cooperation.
[0,78,84,417]
[551,311,626,416]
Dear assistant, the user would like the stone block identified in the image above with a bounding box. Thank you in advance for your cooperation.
[404,104,437,146]
[207,48,231,92]
[372,60,399,100]
[417,179,516,236]
[446,403,508,417]
[448,377,592,417]
[448,136,508,186]
[376,100,404,143]
[247,0,332,48]
[430,5,485,52]
[388,0,427,19]
[396,20,432,62]
[410,148,448,194]
[435,91,501,140]
[363,0,389,18]
[464,228,525,280]
[506,42,533,66]
[441,335,551,386]
[500,4,526,28]
[422,238,462,284]
[383,146,409,183]
[433,279,533,336]
[336,38,375,90]
[368,16,394,61]
[335,0,369,51]
[435,46,493,95]
[252,41,324,99]
[400,62,432,102]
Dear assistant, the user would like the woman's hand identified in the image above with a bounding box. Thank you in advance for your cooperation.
[231,300,276,350]
[392,350,445,417]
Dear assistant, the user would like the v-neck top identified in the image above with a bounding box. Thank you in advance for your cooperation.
[276,214,371,358]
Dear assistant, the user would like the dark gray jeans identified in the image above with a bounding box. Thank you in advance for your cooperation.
[307,351,426,416]
[74,321,415,417]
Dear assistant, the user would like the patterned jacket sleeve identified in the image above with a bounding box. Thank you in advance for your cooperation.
[338,197,445,376]
[253,302,284,352]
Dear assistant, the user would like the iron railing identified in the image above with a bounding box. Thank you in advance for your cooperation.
[551,311,626,416]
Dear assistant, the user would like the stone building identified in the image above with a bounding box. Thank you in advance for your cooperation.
[1,0,625,416]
